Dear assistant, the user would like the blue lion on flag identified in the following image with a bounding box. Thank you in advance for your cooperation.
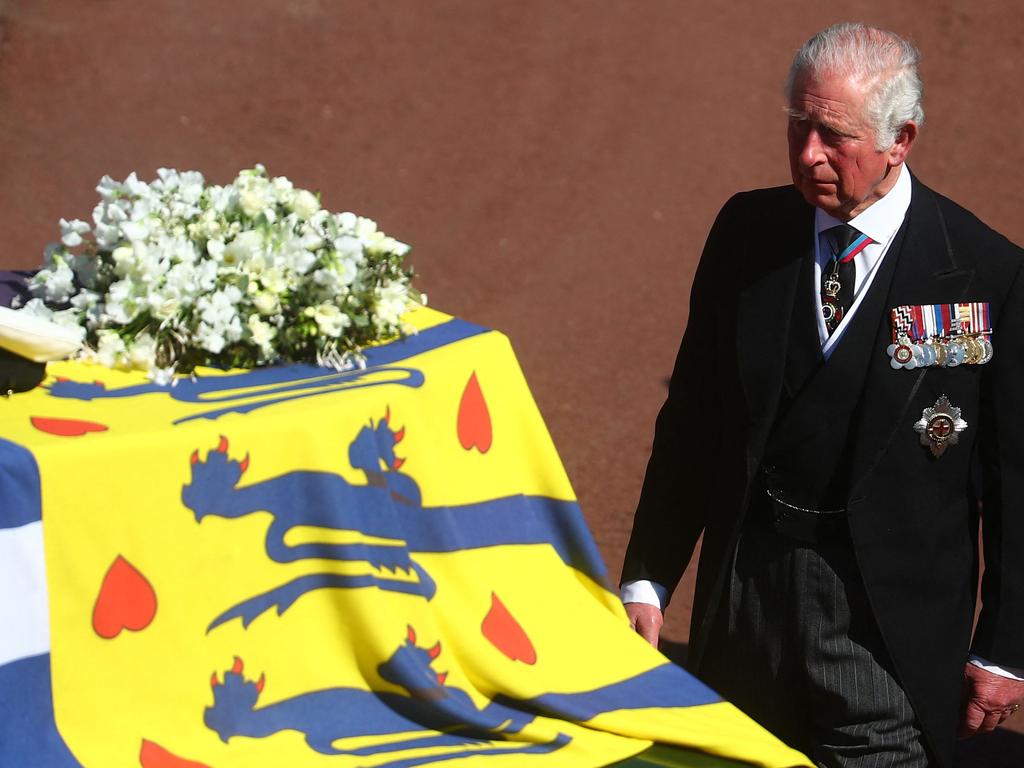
[181,408,608,631]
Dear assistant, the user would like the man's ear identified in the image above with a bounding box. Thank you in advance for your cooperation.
[888,121,917,167]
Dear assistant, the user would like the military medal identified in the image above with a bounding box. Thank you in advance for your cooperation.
[945,339,966,367]
[964,337,983,365]
[978,337,994,364]
[913,395,967,457]
[887,336,916,369]
[912,342,930,367]
[888,302,993,369]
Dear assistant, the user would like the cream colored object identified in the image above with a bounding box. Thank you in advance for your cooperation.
[0,306,83,362]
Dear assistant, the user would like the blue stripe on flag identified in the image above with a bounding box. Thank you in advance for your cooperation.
[0,653,82,767]
[509,662,721,721]
[361,318,490,366]
[0,437,42,529]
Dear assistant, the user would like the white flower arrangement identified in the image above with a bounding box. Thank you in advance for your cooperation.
[19,166,423,383]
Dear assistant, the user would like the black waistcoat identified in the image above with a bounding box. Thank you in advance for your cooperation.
[761,231,905,510]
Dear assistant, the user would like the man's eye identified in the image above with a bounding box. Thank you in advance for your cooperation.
[819,126,849,144]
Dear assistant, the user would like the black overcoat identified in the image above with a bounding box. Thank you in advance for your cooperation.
[622,174,1024,767]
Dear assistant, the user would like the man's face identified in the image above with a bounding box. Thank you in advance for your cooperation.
[787,70,913,220]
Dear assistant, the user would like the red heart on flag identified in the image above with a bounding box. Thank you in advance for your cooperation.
[30,416,108,437]
[457,372,492,453]
[140,739,211,768]
[92,556,158,639]
[481,592,536,664]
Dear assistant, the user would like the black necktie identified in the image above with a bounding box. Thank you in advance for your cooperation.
[820,224,865,335]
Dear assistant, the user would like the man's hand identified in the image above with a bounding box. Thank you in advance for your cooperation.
[624,602,664,648]
[959,663,1024,739]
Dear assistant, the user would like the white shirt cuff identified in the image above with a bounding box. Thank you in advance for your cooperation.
[969,654,1024,681]
[620,579,669,611]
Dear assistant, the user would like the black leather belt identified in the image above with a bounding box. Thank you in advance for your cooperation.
[750,489,848,544]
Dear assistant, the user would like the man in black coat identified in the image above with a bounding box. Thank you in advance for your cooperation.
[621,22,1024,768]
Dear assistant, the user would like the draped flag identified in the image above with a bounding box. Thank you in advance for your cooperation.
[0,307,810,768]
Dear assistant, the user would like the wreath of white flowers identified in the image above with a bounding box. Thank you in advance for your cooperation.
[20,166,423,383]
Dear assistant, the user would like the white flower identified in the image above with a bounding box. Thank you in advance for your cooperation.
[150,366,176,386]
[314,303,350,337]
[222,230,263,267]
[291,189,320,220]
[247,314,277,351]
[178,171,205,203]
[238,177,272,218]
[271,176,295,205]
[96,330,128,368]
[59,218,91,247]
[253,291,278,316]
[127,333,158,370]
[260,266,289,295]
[206,238,225,260]
[281,239,317,275]
[121,220,149,242]
[103,278,137,324]
[19,298,55,321]
[123,172,149,197]
[197,286,243,331]
[375,280,408,327]
[93,222,122,248]
[384,237,411,257]
[44,262,76,304]
[336,212,358,232]
[111,245,135,277]
[96,175,124,201]
[194,259,218,292]
[148,292,180,320]
[299,231,324,252]
[209,184,237,213]
[333,235,365,263]
[355,217,378,238]
[69,290,100,313]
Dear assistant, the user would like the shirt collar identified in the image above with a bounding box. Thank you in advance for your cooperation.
[814,164,912,245]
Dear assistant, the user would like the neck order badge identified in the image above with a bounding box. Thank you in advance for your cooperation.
[821,224,872,335]
[0,308,810,768]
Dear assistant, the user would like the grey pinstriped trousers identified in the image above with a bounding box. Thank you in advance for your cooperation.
[700,519,930,768]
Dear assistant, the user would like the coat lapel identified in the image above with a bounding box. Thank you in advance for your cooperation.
[736,193,814,464]
[783,253,825,399]
[848,177,975,496]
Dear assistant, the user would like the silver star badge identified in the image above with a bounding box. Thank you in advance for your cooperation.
[913,395,967,457]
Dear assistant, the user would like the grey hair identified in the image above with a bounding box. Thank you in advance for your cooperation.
[785,22,924,150]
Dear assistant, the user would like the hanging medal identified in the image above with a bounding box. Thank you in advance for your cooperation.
[888,334,917,369]
[888,306,917,368]
[821,261,843,332]
[978,337,994,364]
[821,230,872,334]
[946,338,967,367]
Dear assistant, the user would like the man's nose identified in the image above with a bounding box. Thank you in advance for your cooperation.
[796,128,826,167]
